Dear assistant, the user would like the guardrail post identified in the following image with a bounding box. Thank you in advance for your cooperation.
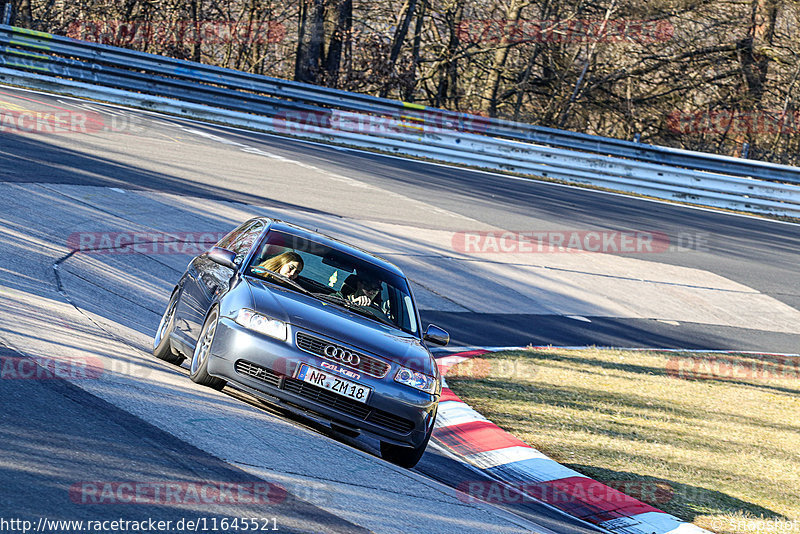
[742,142,750,159]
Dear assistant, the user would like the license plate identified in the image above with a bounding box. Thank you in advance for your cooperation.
[296,364,371,403]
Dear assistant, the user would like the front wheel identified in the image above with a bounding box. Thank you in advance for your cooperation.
[380,408,436,468]
[189,308,226,391]
[153,289,185,365]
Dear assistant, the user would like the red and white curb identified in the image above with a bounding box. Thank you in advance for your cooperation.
[432,349,711,534]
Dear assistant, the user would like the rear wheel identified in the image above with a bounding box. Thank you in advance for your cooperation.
[153,289,185,365]
[189,308,226,391]
[380,408,436,468]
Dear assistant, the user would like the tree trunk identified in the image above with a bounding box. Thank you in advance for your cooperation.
[435,1,463,109]
[379,0,417,97]
[122,0,138,21]
[481,0,529,117]
[402,0,427,101]
[737,0,779,104]
[189,0,201,62]
[324,0,351,87]
[295,0,326,84]
[17,0,33,27]
[733,0,780,154]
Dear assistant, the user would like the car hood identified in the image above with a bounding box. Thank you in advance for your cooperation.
[246,278,435,375]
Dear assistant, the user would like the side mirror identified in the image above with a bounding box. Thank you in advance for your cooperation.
[207,246,237,270]
[423,324,449,346]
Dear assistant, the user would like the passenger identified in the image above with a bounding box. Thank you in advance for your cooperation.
[258,251,304,280]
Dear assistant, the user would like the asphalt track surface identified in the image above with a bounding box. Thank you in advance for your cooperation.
[0,343,370,534]
[0,86,615,534]
[1,85,798,533]
[2,87,799,351]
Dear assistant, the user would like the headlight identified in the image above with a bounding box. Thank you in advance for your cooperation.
[394,366,437,394]
[235,309,287,341]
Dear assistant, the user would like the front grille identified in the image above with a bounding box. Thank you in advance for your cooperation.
[296,332,390,378]
[366,409,418,434]
[234,358,415,435]
[234,360,282,388]
[283,377,415,434]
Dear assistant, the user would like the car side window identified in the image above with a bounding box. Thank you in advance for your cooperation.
[217,220,265,264]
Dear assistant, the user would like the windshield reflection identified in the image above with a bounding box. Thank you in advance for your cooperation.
[246,230,418,335]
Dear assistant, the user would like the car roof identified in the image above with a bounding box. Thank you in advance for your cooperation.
[257,217,405,277]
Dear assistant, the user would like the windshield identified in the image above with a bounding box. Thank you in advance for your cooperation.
[245,229,419,335]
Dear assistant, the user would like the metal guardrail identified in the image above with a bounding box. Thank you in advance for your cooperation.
[1,24,800,217]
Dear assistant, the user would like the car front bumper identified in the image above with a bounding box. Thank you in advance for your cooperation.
[206,317,438,448]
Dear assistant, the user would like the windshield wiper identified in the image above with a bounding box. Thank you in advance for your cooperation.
[315,293,358,309]
[250,267,312,296]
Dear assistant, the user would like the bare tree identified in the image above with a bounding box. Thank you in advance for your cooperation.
[324,0,352,87]
[433,0,464,109]
[378,0,418,97]
[16,0,33,26]
[479,0,531,116]
[295,0,326,84]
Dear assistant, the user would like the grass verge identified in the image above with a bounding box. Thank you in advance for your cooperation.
[445,348,800,534]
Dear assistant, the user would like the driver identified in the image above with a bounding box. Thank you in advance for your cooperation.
[340,274,382,307]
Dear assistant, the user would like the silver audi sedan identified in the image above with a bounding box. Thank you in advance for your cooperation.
[152,217,449,468]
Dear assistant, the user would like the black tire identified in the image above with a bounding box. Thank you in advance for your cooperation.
[189,308,226,391]
[380,408,436,468]
[153,289,185,365]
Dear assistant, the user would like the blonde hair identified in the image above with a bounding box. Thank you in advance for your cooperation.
[259,251,304,273]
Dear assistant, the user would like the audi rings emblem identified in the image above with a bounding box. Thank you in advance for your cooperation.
[323,344,361,366]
